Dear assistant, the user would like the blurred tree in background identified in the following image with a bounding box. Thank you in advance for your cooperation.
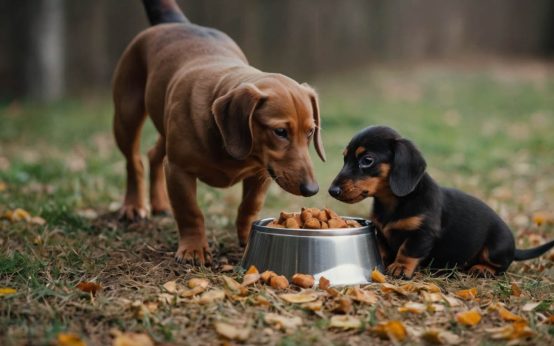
[1,0,553,102]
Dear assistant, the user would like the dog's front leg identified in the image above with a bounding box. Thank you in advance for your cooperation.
[164,160,211,265]
[236,175,271,246]
[388,231,435,279]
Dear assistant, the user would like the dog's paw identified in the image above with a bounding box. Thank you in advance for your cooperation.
[387,262,414,279]
[468,264,496,278]
[175,237,212,266]
[118,205,147,222]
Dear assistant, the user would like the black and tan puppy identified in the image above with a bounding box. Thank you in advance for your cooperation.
[329,126,554,278]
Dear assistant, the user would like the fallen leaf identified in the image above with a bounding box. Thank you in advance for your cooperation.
[522,302,541,312]
[0,288,17,296]
[381,283,408,296]
[221,264,234,272]
[456,309,481,326]
[280,291,318,304]
[264,313,302,331]
[420,283,442,293]
[162,280,178,294]
[292,273,314,288]
[372,320,407,342]
[180,285,206,298]
[441,294,462,307]
[242,273,261,286]
[112,330,154,346]
[253,295,271,307]
[511,282,522,297]
[490,303,525,322]
[131,301,158,318]
[3,208,31,222]
[302,300,323,312]
[333,296,353,314]
[222,275,247,295]
[157,293,174,305]
[76,282,101,295]
[398,302,427,314]
[30,216,46,225]
[245,265,259,275]
[318,276,331,289]
[188,278,209,289]
[325,287,340,298]
[198,289,226,304]
[329,315,362,330]
[371,269,386,283]
[346,287,377,305]
[0,182,6,192]
[428,303,446,313]
[57,332,86,346]
[454,288,477,300]
[486,321,533,340]
[532,211,552,226]
[421,291,443,303]
[420,328,461,345]
[214,322,250,341]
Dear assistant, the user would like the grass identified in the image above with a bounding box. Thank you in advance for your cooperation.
[1,62,553,345]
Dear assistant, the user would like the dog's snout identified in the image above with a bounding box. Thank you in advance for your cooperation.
[300,182,319,197]
[328,185,342,198]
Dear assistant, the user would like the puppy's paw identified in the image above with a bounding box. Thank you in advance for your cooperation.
[387,262,414,279]
[175,237,212,266]
[468,264,496,278]
[118,204,147,222]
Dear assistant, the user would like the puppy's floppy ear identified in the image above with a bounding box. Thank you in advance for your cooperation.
[390,139,426,197]
[212,83,267,160]
[302,83,326,162]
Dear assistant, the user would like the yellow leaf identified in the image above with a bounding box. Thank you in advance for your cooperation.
[532,211,552,226]
[329,315,362,330]
[371,269,386,283]
[214,322,250,341]
[0,181,7,192]
[490,304,525,322]
[264,313,303,331]
[222,275,247,295]
[510,282,522,297]
[57,332,86,346]
[398,302,426,314]
[245,265,259,275]
[112,331,154,346]
[180,285,206,298]
[187,278,209,289]
[420,328,461,345]
[0,288,17,296]
[486,321,533,340]
[162,280,178,294]
[346,287,377,305]
[3,208,31,222]
[198,289,225,304]
[372,320,407,342]
[241,273,261,286]
[301,300,322,312]
[454,288,477,300]
[456,309,481,326]
[279,291,318,304]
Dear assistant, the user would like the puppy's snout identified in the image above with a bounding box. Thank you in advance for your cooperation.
[300,182,319,197]
[328,185,342,198]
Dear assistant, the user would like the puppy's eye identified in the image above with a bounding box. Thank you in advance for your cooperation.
[307,128,315,138]
[359,156,374,169]
[274,128,288,139]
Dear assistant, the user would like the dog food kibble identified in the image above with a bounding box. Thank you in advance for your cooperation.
[269,275,289,289]
[291,273,315,288]
[266,207,361,230]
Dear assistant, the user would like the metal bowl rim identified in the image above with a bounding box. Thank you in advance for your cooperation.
[252,217,373,237]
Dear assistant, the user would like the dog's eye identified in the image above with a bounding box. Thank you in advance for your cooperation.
[274,128,288,139]
[359,156,375,169]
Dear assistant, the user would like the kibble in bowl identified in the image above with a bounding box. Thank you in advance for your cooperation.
[266,207,362,230]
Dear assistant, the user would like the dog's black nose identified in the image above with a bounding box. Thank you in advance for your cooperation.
[328,185,342,198]
[300,182,319,197]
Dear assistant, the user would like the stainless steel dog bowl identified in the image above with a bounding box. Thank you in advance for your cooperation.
[241,217,383,286]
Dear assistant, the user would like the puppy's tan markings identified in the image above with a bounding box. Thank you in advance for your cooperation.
[355,146,365,156]
[477,246,502,268]
[468,264,497,277]
[342,148,348,157]
[383,215,424,234]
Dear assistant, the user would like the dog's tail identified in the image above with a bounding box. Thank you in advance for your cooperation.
[142,0,189,26]
[514,239,554,261]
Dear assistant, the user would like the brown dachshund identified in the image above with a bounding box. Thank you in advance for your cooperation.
[329,126,554,278]
[112,0,326,265]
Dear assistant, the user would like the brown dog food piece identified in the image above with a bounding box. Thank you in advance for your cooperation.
[303,218,321,229]
[346,219,362,228]
[279,211,294,223]
[269,275,289,289]
[291,273,315,288]
[300,208,313,223]
[321,221,329,229]
[317,212,328,222]
[319,276,331,290]
[260,270,277,283]
[267,220,284,228]
[285,217,300,229]
[328,218,347,229]
[324,208,339,220]
[307,208,321,219]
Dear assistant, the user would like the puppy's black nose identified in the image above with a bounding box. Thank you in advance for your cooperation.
[328,185,342,198]
[300,182,319,197]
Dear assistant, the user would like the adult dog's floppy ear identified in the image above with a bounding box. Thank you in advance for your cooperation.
[212,83,267,160]
[390,138,426,197]
[302,83,326,161]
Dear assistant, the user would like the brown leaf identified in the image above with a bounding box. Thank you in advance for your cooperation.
[245,265,259,275]
[253,295,271,307]
[441,294,463,307]
[3,208,31,222]
[522,302,541,312]
[57,332,86,346]
[326,287,340,298]
[302,300,323,312]
[455,309,481,326]
[187,278,209,289]
[421,291,443,303]
[318,276,331,290]
[241,273,261,287]
[333,296,353,314]
[198,289,226,304]
[490,304,525,322]
[76,281,101,295]
[264,313,303,331]
[214,322,250,341]
[398,302,427,314]
[30,216,46,225]
[371,269,386,283]
[372,320,407,342]
[486,321,533,340]
[222,275,248,296]
[291,273,314,288]
[112,330,154,346]
[381,283,409,296]
[180,285,206,298]
[220,264,234,272]
[454,288,477,300]
[280,291,318,304]
[162,280,178,294]
[420,328,461,345]
[511,282,522,297]
[329,315,362,330]
[346,287,377,305]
